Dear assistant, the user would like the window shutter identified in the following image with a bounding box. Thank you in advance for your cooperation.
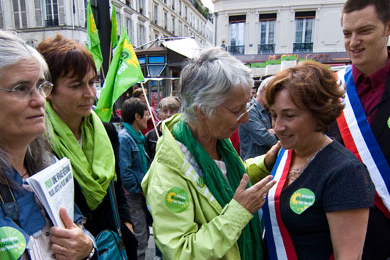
[78,0,86,27]
[0,1,3,28]
[35,0,43,27]
[58,0,65,25]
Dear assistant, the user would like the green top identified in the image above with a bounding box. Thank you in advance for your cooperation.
[46,102,116,210]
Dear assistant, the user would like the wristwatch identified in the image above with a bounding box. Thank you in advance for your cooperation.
[85,246,96,260]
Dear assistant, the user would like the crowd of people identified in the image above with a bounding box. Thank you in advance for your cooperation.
[0,0,389,259]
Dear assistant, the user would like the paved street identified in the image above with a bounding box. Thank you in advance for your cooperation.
[145,228,157,260]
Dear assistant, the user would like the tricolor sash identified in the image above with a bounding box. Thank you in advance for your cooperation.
[263,148,297,260]
[336,66,390,215]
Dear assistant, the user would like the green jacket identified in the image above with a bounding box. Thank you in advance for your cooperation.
[141,114,270,260]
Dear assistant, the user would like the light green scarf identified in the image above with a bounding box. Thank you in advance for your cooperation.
[173,120,263,260]
[46,102,116,210]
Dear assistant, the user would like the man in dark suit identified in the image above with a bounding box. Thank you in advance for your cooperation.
[329,0,390,259]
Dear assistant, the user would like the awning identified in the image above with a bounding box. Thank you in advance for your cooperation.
[162,38,201,59]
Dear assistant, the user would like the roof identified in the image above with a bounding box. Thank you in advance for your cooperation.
[161,38,201,59]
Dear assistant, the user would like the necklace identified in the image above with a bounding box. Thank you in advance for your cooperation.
[288,136,330,183]
[20,170,29,179]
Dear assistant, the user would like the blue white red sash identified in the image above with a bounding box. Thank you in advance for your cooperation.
[262,148,297,260]
[336,66,390,215]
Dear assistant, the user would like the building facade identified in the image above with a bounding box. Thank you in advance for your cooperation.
[213,0,351,73]
[0,0,212,48]
[0,0,213,109]
[0,0,88,46]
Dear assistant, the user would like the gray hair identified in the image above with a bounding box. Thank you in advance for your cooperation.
[0,30,51,186]
[0,30,49,79]
[257,76,274,96]
[180,47,253,123]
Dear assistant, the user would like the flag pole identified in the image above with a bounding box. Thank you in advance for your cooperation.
[140,82,160,138]
[109,42,112,67]
[100,66,105,81]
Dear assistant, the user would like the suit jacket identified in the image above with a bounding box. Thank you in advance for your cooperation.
[328,69,390,260]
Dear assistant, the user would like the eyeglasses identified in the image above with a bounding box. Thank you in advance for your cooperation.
[0,81,53,100]
[221,102,255,121]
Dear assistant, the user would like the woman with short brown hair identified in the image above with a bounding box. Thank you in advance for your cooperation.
[262,61,375,259]
[37,34,137,259]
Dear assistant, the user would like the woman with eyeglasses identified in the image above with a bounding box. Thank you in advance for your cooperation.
[0,30,95,260]
[141,48,280,260]
[36,34,138,259]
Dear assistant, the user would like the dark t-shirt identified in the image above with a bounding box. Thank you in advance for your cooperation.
[280,140,375,260]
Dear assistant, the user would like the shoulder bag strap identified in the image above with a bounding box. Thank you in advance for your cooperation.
[108,180,122,237]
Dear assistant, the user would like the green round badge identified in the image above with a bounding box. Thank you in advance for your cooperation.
[290,188,315,215]
[387,116,390,128]
[0,227,26,260]
[165,187,190,213]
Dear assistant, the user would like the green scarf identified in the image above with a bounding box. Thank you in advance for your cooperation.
[46,102,116,210]
[123,122,148,174]
[173,120,262,260]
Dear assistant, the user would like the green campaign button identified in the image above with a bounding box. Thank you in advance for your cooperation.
[197,177,205,188]
[165,187,190,213]
[0,226,26,260]
[290,188,315,215]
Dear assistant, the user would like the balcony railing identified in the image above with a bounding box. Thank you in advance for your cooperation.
[228,45,245,55]
[293,42,313,53]
[258,44,275,54]
[45,18,59,27]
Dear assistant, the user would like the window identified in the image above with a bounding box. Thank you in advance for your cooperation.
[164,11,167,29]
[229,15,245,54]
[294,11,315,52]
[172,17,175,34]
[138,23,146,46]
[13,0,27,29]
[117,12,121,33]
[184,25,188,36]
[126,18,134,43]
[178,21,182,36]
[179,0,182,15]
[259,13,276,54]
[44,0,59,26]
[185,6,187,20]
[138,0,144,14]
[153,4,158,23]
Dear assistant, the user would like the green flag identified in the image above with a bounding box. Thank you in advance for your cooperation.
[86,1,103,71]
[110,3,118,49]
[95,29,144,122]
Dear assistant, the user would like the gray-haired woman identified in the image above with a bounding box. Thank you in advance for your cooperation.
[142,48,280,260]
[0,30,95,260]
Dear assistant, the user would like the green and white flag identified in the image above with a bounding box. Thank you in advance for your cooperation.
[86,1,103,71]
[95,29,144,122]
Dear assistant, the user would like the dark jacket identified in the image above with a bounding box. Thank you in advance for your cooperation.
[328,70,390,260]
[73,122,138,260]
